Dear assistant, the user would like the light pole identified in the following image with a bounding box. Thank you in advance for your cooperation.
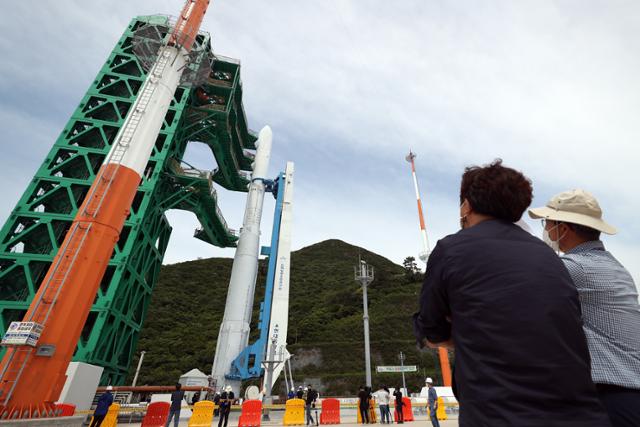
[399,351,407,393]
[128,350,146,403]
[131,350,146,388]
[355,259,374,388]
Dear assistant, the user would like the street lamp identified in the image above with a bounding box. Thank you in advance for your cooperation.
[131,350,146,388]
[398,351,407,393]
[128,350,146,403]
[355,259,374,388]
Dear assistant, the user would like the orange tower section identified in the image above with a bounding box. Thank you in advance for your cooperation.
[405,151,452,387]
[0,0,210,419]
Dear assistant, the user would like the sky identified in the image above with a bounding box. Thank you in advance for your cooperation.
[0,1,638,288]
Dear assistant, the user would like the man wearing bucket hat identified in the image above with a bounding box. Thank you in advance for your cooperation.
[530,189,640,427]
[414,161,610,426]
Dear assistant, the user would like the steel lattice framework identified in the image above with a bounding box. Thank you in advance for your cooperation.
[0,15,256,385]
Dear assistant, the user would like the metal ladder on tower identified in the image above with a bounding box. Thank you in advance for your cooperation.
[0,45,173,412]
[0,219,93,410]
[83,47,171,219]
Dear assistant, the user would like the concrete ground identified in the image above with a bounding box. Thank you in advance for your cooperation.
[118,409,459,427]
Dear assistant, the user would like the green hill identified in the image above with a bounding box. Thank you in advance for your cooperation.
[129,239,447,396]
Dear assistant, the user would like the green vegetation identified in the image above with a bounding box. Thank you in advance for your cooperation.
[129,239,448,396]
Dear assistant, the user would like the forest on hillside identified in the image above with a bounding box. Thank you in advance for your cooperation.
[129,239,448,396]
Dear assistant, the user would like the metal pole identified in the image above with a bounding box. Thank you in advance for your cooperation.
[131,351,146,388]
[262,341,277,421]
[399,351,407,393]
[362,269,372,388]
[128,350,146,403]
[355,260,374,389]
[283,360,289,394]
[287,358,295,390]
[405,151,430,261]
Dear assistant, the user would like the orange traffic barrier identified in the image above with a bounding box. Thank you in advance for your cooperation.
[393,397,414,422]
[238,399,262,427]
[320,398,340,424]
[141,401,170,427]
[189,400,215,427]
[55,403,75,416]
[283,398,306,425]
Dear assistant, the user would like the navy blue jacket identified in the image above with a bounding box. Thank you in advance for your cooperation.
[427,387,437,409]
[94,391,113,416]
[219,391,234,410]
[170,390,185,411]
[414,220,610,427]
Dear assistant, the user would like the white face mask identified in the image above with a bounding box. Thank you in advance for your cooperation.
[542,223,565,254]
[542,228,560,252]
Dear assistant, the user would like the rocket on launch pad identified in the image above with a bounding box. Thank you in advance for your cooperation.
[211,127,273,393]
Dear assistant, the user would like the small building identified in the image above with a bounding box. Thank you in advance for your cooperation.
[180,368,209,403]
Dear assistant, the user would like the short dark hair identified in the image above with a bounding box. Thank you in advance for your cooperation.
[460,159,533,222]
[175,383,182,390]
[566,223,601,241]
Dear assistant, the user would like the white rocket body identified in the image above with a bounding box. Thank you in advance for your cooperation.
[264,162,294,389]
[211,126,272,393]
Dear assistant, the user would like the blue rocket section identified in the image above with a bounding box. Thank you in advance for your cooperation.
[227,172,285,380]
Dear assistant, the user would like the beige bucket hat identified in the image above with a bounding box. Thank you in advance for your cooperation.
[528,189,617,235]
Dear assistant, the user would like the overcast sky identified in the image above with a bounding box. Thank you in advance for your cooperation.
[0,1,638,288]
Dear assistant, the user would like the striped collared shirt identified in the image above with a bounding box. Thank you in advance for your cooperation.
[562,240,640,389]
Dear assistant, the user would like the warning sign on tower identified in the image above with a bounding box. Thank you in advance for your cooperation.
[1,321,43,347]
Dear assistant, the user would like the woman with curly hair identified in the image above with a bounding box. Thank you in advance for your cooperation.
[413,160,610,427]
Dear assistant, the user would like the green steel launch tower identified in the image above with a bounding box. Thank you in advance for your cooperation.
[0,15,256,385]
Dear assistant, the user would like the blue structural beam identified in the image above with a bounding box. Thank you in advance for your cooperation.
[227,172,285,380]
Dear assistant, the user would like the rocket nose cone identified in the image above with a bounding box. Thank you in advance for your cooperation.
[259,125,272,143]
[255,125,272,151]
[251,125,272,176]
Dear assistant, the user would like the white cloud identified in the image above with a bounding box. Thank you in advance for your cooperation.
[0,0,638,288]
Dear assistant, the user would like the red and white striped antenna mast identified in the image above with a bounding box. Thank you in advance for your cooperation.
[405,149,453,387]
[405,150,430,262]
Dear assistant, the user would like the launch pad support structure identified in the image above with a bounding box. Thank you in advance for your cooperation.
[0,0,213,418]
[261,162,294,417]
[0,0,295,416]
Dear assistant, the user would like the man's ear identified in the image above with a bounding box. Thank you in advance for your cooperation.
[461,198,472,215]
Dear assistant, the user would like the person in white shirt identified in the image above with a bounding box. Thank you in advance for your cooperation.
[375,386,392,424]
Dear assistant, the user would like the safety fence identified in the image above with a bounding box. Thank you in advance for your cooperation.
[76,397,459,424]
